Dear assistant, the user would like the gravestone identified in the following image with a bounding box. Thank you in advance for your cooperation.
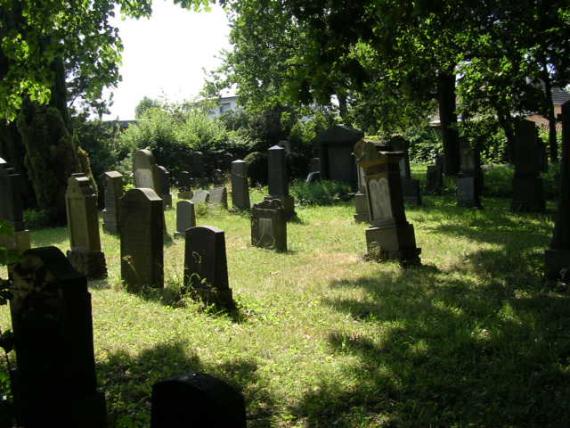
[209,187,228,209]
[189,151,205,178]
[318,125,363,190]
[65,173,107,279]
[177,170,193,200]
[511,120,545,212]
[456,141,482,208]
[151,372,246,428]
[184,226,235,310]
[305,171,321,183]
[389,136,422,205]
[309,157,321,173]
[268,145,295,220]
[0,159,30,254]
[175,201,196,237]
[192,189,210,205]
[251,198,287,252]
[155,165,172,209]
[231,160,250,210]
[10,247,107,428]
[120,188,164,290]
[133,148,160,192]
[354,140,421,265]
[546,101,570,279]
[425,154,444,194]
[354,162,370,223]
[103,171,123,234]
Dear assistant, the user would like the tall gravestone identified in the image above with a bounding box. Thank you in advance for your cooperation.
[0,158,30,254]
[65,173,107,279]
[10,247,107,428]
[231,160,250,210]
[251,198,287,252]
[389,136,422,205]
[120,188,164,290]
[354,162,370,223]
[425,154,444,194]
[155,165,172,209]
[184,226,235,310]
[546,101,570,280]
[318,125,363,190]
[267,145,295,220]
[354,140,421,265]
[456,141,482,208]
[103,171,123,234]
[512,120,545,212]
[209,187,228,209]
[175,200,196,237]
[133,148,160,193]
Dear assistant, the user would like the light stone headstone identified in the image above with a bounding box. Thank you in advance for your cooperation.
[209,187,228,209]
[133,148,160,192]
[251,198,287,252]
[231,160,250,210]
[175,200,196,237]
[192,189,210,205]
[268,145,295,220]
[103,171,123,234]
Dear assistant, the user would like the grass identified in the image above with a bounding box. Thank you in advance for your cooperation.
[2,187,570,427]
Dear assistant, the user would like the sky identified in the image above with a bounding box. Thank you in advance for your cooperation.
[103,1,231,120]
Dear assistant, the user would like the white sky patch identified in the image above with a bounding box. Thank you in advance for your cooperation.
[103,1,231,120]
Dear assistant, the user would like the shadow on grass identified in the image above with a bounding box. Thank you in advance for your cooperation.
[98,341,275,428]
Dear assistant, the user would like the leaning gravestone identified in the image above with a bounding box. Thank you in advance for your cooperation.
[267,145,295,220]
[512,120,545,212]
[151,372,246,428]
[175,200,196,237]
[103,171,123,234]
[231,160,250,210]
[184,226,235,310]
[155,165,172,209]
[354,140,421,265]
[318,125,364,190]
[120,188,164,290]
[133,148,160,193]
[65,173,107,279]
[546,100,570,279]
[456,141,482,208]
[10,247,107,428]
[0,159,31,255]
[192,189,210,205]
[209,187,228,209]
[389,136,422,205]
[251,198,287,252]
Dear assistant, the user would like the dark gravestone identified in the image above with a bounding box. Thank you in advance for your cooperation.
[184,226,235,310]
[175,201,196,237]
[511,120,545,212]
[10,247,106,428]
[120,188,164,290]
[133,148,160,193]
[177,171,194,200]
[354,140,421,265]
[189,151,206,178]
[65,173,107,279]
[318,125,363,190]
[155,165,172,209]
[389,136,422,205]
[354,162,370,223]
[278,139,292,154]
[231,160,250,210]
[0,159,30,254]
[103,171,123,234]
[151,372,246,428]
[268,145,295,220]
[209,187,228,209]
[309,157,321,173]
[546,101,570,279]
[456,141,482,208]
[251,198,287,252]
[425,154,444,194]
[192,189,210,205]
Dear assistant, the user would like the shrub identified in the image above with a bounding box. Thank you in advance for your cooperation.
[290,180,352,205]
[244,151,267,185]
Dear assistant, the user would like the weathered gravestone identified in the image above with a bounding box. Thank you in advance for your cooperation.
[425,154,444,194]
[177,171,194,200]
[354,140,421,265]
[103,171,123,234]
[318,125,363,190]
[209,187,228,209]
[65,173,107,279]
[267,145,295,220]
[133,148,160,192]
[251,198,287,252]
[546,100,570,280]
[10,247,107,428]
[231,160,250,210]
[151,372,246,428]
[389,136,422,205]
[456,141,482,208]
[120,188,164,290]
[184,226,235,310]
[175,201,196,237]
[155,165,172,209]
[192,189,210,205]
[0,159,30,254]
[354,162,370,223]
[512,120,545,212]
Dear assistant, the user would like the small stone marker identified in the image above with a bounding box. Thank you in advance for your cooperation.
[209,187,228,209]
[231,160,250,210]
[65,173,107,279]
[389,136,422,205]
[456,141,482,208]
[0,159,31,254]
[184,226,235,310]
[354,140,421,265]
[103,171,123,234]
[10,247,107,428]
[133,148,160,192]
[151,372,246,428]
[318,125,364,190]
[251,198,287,252]
[511,120,545,212]
[192,189,210,204]
[268,145,295,220]
[155,165,172,209]
[120,188,164,290]
[175,200,196,237]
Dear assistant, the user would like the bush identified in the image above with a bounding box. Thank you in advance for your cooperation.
[24,209,53,230]
[481,163,559,199]
[290,180,352,205]
[244,151,267,186]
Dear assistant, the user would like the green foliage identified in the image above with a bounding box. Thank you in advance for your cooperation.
[290,180,352,205]
[23,209,54,230]
[483,164,560,199]
[243,151,267,185]
[407,128,443,163]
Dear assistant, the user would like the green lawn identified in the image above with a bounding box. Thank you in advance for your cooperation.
[2,190,569,427]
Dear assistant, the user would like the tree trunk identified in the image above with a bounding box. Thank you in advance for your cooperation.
[550,101,570,249]
[495,104,516,163]
[539,56,558,163]
[437,70,460,175]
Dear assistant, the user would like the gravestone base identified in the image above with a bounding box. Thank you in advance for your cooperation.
[457,175,481,208]
[353,192,369,223]
[251,199,287,252]
[192,283,235,311]
[267,195,295,220]
[0,230,31,254]
[178,190,193,200]
[545,249,570,280]
[511,175,545,212]
[67,249,107,279]
[425,165,443,194]
[402,179,422,205]
[365,223,421,265]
